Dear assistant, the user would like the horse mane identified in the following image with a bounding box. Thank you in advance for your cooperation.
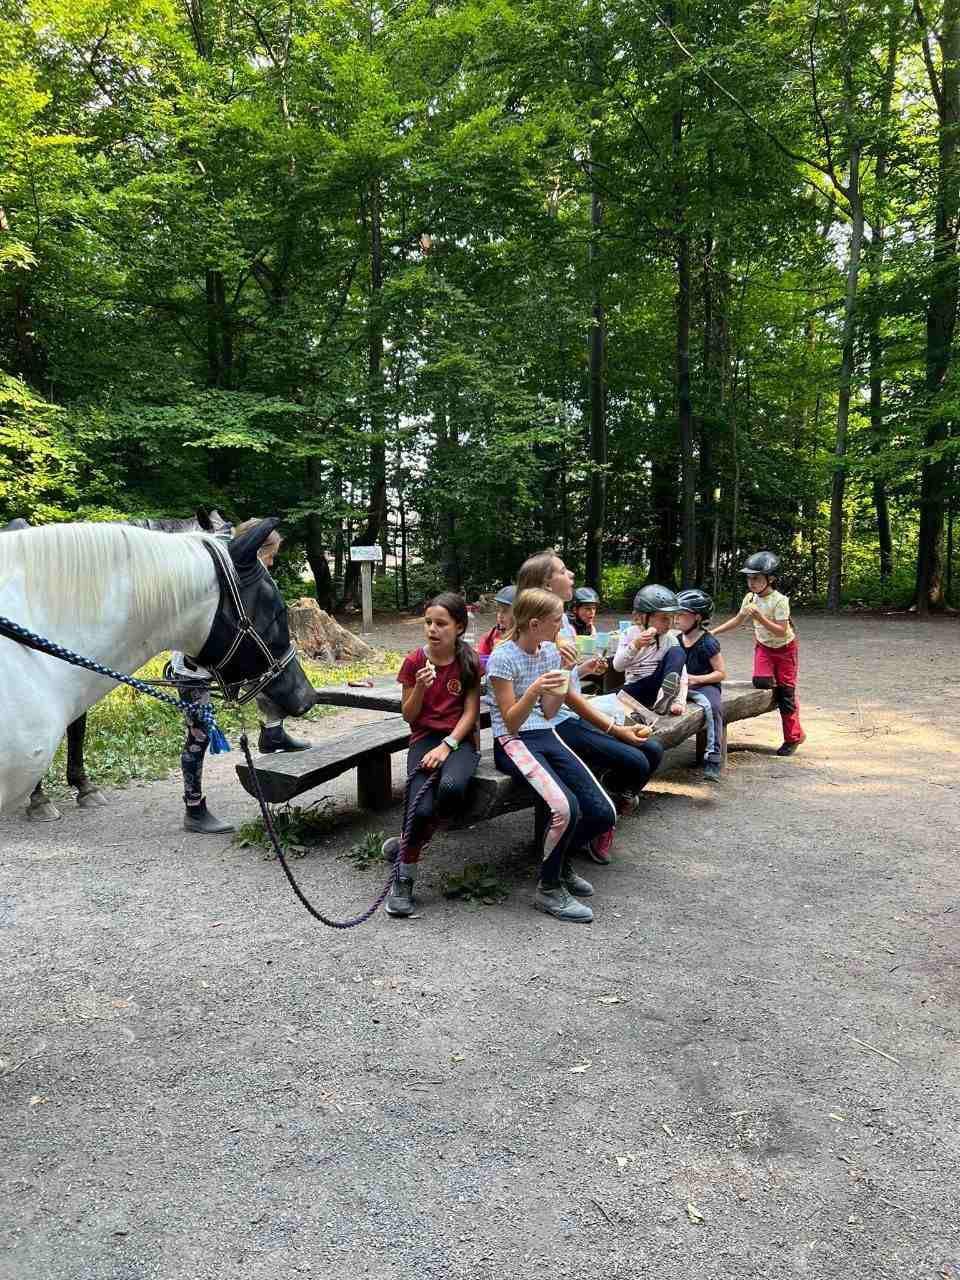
[0,523,220,626]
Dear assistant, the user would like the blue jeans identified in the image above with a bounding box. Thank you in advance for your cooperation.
[556,717,664,795]
[688,685,723,760]
[623,646,686,708]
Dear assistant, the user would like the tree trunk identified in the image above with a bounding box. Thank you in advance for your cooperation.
[343,178,388,604]
[915,0,960,612]
[584,144,607,591]
[672,96,697,587]
[826,143,864,613]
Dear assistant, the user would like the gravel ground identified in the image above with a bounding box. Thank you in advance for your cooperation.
[2,611,959,1280]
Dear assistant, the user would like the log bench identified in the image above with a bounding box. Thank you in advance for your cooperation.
[235,683,776,815]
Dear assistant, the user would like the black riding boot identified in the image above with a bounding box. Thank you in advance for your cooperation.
[258,723,311,753]
[184,798,234,835]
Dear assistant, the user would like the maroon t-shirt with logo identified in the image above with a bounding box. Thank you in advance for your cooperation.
[397,648,466,743]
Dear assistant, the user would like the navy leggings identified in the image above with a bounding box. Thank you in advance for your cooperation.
[556,717,664,795]
[400,731,479,863]
[494,728,615,887]
[623,645,687,708]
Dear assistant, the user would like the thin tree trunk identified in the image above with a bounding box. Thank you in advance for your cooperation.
[584,142,607,590]
[826,142,864,613]
[672,95,697,586]
[915,0,960,611]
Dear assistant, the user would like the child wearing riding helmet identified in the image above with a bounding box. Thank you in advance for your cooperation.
[612,585,688,719]
[487,588,617,923]
[383,593,482,917]
[711,551,805,755]
[476,585,515,659]
[675,589,726,783]
[568,586,600,636]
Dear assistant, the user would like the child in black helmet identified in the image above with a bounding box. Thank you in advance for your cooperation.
[675,589,726,782]
[477,585,515,662]
[712,551,805,756]
[568,586,600,636]
[612,584,688,718]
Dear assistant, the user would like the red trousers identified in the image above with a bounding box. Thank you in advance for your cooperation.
[753,639,803,743]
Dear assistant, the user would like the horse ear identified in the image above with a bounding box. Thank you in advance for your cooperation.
[228,517,281,569]
[208,509,233,537]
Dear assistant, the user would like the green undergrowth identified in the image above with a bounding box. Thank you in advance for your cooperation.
[442,862,511,906]
[235,797,337,858]
[44,650,402,794]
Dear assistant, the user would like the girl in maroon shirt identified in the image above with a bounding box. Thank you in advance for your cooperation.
[382,593,481,917]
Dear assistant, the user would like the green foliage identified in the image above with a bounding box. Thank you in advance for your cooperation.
[236,798,337,858]
[0,0,955,610]
[342,829,388,871]
[442,862,510,905]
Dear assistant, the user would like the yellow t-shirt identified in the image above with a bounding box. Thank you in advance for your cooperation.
[742,590,794,649]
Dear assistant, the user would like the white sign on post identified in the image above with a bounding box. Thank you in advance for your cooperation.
[350,546,382,633]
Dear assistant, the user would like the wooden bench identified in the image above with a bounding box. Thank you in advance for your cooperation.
[235,683,776,815]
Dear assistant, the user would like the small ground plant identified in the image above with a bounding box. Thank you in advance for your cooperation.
[442,863,510,905]
[235,797,336,857]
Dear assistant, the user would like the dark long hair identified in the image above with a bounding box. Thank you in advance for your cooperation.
[426,592,480,692]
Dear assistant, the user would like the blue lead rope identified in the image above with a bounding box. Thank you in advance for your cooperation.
[0,614,230,750]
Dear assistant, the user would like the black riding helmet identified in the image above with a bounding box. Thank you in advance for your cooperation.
[739,551,780,578]
[573,586,601,606]
[633,584,679,616]
[677,588,714,623]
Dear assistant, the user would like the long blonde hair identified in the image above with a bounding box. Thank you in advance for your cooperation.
[516,549,559,594]
[501,588,564,644]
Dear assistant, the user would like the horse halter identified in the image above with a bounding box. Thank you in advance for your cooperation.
[191,538,297,706]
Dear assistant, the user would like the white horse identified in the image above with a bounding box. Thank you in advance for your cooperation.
[0,518,316,815]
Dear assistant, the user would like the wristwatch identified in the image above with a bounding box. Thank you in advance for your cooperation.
[442,735,459,751]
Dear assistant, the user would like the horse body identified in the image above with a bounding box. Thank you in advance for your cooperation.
[0,520,315,815]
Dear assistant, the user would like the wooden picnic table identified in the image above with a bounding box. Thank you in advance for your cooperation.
[239,677,776,811]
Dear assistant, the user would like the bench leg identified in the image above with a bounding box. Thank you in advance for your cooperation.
[695,729,707,765]
[357,752,393,811]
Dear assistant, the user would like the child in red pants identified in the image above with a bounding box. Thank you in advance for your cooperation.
[712,551,805,756]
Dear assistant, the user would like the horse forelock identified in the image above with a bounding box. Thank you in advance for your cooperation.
[0,523,218,626]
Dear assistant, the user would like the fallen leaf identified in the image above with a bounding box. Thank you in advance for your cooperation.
[597,995,624,1005]
[662,1122,675,1137]
[686,1202,706,1224]
[615,1154,635,1169]
[450,1053,466,1064]
[28,1095,46,1107]
[569,1061,591,1074]
[829,1112,845,1122]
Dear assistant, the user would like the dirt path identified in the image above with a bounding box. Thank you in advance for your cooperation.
[2,614,959,1279]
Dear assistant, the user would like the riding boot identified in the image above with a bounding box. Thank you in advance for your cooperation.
[183,798,234,834]
[258,722,311,753]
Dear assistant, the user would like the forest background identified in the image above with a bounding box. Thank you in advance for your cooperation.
[2,0,959,615]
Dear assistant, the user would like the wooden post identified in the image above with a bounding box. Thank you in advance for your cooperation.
[350,545,382,635]
[360,561,374,634]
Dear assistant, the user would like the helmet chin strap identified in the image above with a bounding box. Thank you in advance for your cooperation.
[680,619,700,635]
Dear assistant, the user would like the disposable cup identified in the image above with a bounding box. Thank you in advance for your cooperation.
[618,620,631,634]
[554,669,571,694]
[576,634,595,655]
[594,631,609,653]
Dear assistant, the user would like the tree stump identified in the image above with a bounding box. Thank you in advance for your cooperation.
[287,598,377,662]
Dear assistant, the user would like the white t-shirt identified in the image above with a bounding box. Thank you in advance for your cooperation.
[743,590,794,649]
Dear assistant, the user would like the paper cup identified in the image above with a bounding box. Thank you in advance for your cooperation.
[555,669,571,694]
